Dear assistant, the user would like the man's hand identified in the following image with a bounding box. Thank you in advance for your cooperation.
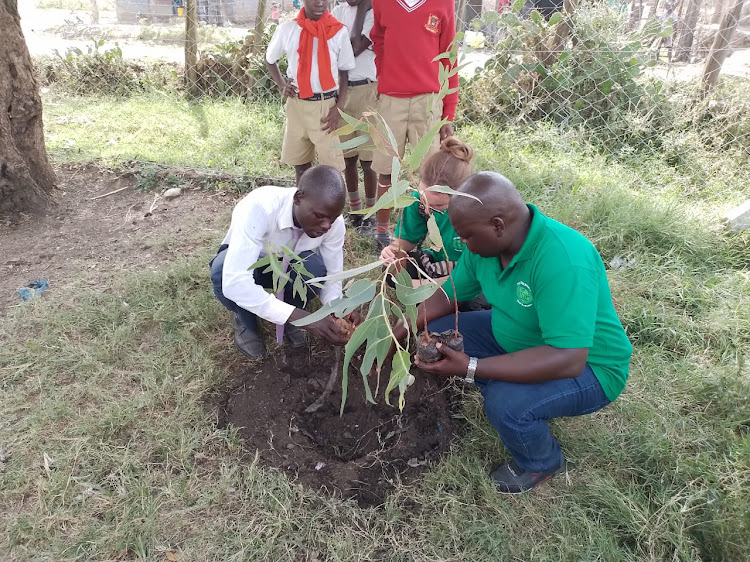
[414,342,469,377]
[439,122,454,141]
[322,103,342,134]
[303,314,350,345]
[345,309,363,327]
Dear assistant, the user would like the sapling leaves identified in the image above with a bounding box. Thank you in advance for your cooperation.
[341,317,379,414]
[306,260,386,287]
[424,184,483,202]
[395,280,442,306]
[290,280,376,327]
[426,214,444,250]
[332,135,371,151]
[385,350,413,410]
[407,119,448,171]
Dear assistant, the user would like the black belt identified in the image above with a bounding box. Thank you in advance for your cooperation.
[348,78,373,87]
[299,91,338,101]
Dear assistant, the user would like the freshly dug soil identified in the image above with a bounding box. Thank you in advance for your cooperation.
[416,330,464,363]
[217,343,461,507]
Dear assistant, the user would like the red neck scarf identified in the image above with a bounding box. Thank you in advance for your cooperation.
[294,8,344,99]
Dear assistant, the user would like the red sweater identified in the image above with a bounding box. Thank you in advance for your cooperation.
[371,0,459,121]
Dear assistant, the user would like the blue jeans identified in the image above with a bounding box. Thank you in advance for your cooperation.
[209,245,326,330]
[428,311,611,472]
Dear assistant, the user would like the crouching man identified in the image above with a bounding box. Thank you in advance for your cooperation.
[399,172,633,493]
[210,165,353,358]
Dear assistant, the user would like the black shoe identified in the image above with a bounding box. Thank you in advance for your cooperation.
[356,216,376,236]
[285,323,306,348]
[347,213,364,229]
[374,232,392,252]
[232,313,266,358]
[490,458,566,494]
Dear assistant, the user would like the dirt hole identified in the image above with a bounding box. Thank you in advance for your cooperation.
[217,343,462,507]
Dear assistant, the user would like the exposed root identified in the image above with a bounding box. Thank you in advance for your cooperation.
[304,346,342,413]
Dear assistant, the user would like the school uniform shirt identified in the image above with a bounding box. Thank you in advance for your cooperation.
[371,0,459,120]
[220,185,345,325]
[448,204,633,401]
[266,17,356,93]
[330,3,377,82]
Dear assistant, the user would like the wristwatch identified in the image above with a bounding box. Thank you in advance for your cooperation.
[465,356,478,384]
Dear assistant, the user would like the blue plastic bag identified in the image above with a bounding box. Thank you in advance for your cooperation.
[17,278,50,301]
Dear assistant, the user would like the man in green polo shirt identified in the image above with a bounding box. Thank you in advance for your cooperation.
[401,171,632,493]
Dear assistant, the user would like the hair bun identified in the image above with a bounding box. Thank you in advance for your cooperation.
[439,136,474,163]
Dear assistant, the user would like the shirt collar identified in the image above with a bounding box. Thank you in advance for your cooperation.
[278,188,299,231]
[506,203,546,267]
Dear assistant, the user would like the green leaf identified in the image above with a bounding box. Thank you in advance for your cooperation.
[424,184,482,203]
[390,155,401,181]
[407,119,447,172]
[530,10,541,24]
[359,319,391,377]
[333,123,356,136]
[339,279,377,316]
[600,79,614,95]
[377,113,399,158]
[548,12,561,25]
[405,303,418,334]
[361,184,416,219]
[512,0,525,14]
[306,260,385,288]
[338,108,361,127]
[248,254,272,272]
[332,135,371,151]
[341,318,379,414]
[395,280,442,305]
[385,350,412,407]
[426,214,444,250]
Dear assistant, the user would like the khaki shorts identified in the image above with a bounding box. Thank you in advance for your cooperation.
[371,93,443,176]
[281,97,345,171]
[338,81,377,161]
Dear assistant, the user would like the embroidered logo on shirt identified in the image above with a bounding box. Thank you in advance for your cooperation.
[452,237,463,252]
[424,14,440,34]
[516,281,533,307]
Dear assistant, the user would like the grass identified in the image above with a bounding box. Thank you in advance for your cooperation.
[2,90,748,560]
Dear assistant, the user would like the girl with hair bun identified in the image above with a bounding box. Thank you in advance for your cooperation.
[380,137,483,294]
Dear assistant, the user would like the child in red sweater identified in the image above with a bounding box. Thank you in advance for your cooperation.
[370,0,459,250]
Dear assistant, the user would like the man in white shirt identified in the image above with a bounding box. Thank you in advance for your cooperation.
[331,0,378,235]
[210,165,352,358]
[266,0,356,184]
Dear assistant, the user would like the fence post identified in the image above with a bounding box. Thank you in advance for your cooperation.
[701,0,744,96]
[185,0,199,97]
[252,0,268,55]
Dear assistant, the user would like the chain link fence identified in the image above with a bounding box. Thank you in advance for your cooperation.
[31,0,750,190]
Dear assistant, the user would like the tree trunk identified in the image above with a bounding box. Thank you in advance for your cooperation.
[675,0,703,62]
[0,0,56,217]
[701,0,744,96]
[90,0,99,24]
[711,0,732,23]
[251,0,267,55]
[185,0,198,96]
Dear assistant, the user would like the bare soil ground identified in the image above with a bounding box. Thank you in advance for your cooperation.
[0,163,232,315]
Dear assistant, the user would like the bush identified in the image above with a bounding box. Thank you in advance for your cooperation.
[459,1,672,151]
[36,39,179,97]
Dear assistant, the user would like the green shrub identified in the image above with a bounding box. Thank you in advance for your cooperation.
[37,39,179,96]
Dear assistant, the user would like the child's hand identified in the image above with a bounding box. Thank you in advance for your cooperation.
[280,80,298,98]
[321,105,340,134]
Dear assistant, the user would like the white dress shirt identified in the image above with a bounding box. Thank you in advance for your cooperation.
[331,4,377,82]
[221,186,345,325]
[266,19,356,93]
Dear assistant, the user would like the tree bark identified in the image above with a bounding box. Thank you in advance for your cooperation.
[251,0,267,55]
[701,0,745,96]
[675,0,703,62]
[185,0,198,96]
[0,0,56,217]
[90,0,99,24]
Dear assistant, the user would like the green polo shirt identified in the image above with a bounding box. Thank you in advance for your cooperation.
[448,204,632,401]
[395,194,465,262]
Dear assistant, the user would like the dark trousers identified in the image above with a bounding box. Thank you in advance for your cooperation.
[209,245,326,330]
[428,310,611,472]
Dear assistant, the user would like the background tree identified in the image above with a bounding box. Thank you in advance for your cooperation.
[90,0,99,24]
[702,0,745,95]
[675,0,703,61]
[0,0,56,217]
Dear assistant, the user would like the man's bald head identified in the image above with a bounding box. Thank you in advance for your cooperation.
[293,165,346,238]
[449,171,526,222]
[449,172,530,258]
[298,165,346,205]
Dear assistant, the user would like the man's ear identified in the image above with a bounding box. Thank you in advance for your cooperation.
[491,216,505,237]
[293,190,303,205]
